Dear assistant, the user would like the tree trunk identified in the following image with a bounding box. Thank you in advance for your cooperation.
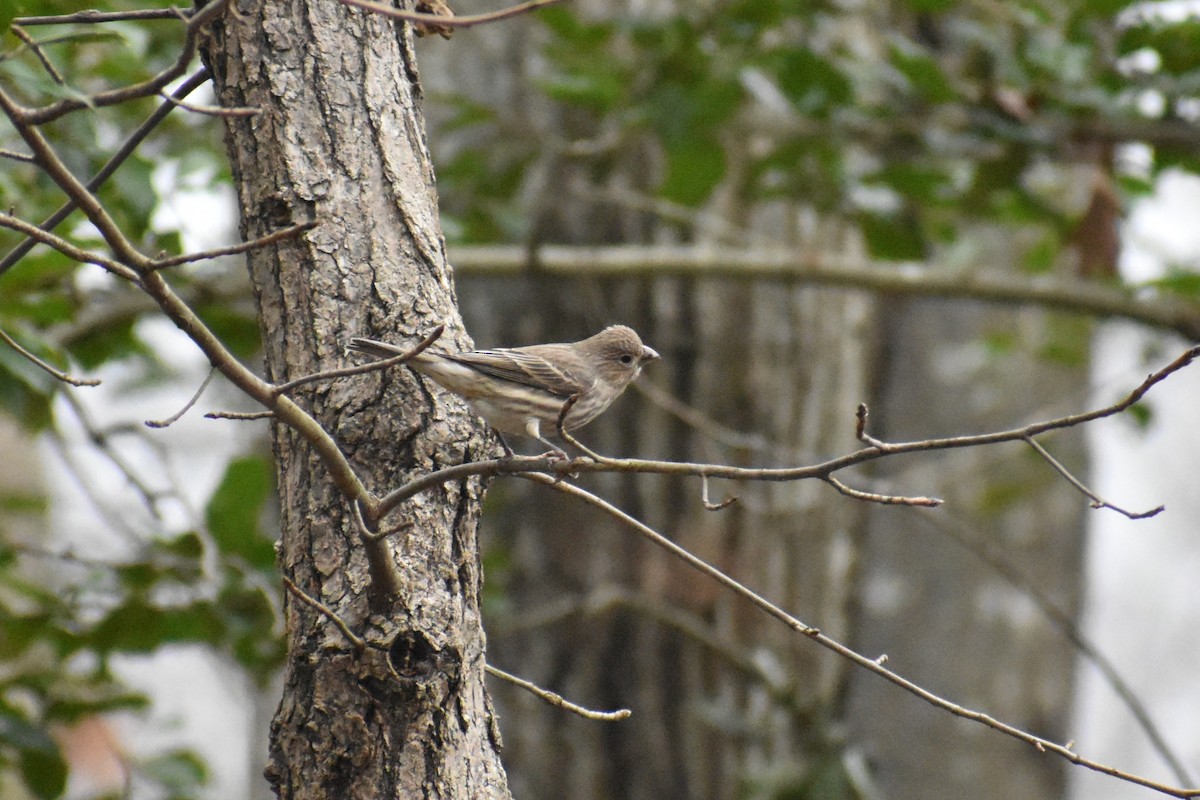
[202,2,510,797]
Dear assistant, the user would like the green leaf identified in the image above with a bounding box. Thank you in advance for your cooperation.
[537,68,625,111]
[1126,402,1153,429]
[0,712,68,800]
[536,6,613,46]
[772,48,852,115]
[194,303,261,360]
[205,456,276,570]
[888,38,958,102]
[1143,271,1200,298]
[0,0,21,36]
[140,749,209,792]
[65,317,145,369]
[160,531,205,560]
[857,212,926,260]
[0,343,56,430]
[1119,19,1200,75]
[89,599,225,652]
[659,136,726,206]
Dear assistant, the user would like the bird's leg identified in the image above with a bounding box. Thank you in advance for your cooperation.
[525,419,568,461]
[494,430,517,459]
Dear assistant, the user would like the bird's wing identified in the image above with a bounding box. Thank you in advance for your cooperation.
[448,345,590,397]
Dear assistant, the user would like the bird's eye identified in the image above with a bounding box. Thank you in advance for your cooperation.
[620,354,634,364]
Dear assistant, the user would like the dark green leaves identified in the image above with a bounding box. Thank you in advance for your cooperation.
[206,455,277,571]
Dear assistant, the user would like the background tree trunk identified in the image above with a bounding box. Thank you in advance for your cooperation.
[203,2,510,796]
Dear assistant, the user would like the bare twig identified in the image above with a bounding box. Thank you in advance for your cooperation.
[823,475,941,507]
[528,474,1200,799]
[154,89,260,118]
[9,25,65,85]
[855,403,889,449]
[369,345,1200,523]
[0,326,100,387]
[915,507,1197,786]
[204,410,274,421]
[491,585,823,719]
[339,0,564,29]
[282,575,367,650]
[634,379,778,457]
[348,499,404,607]
[59,390,170,520]
[0,211,140,282]
[0,148,36,163]
[14,8,194,25]
[275,325,445,395]
[486,664,632,722]
[151,221,316,270]
[352,498,412,544]
[1023,435,1164,519]
[700,473,737,511]
[145,368,216,428]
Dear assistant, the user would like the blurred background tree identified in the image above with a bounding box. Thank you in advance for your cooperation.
[2,0,1199,798]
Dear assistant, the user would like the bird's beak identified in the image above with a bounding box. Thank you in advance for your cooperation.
[642,345,660,362]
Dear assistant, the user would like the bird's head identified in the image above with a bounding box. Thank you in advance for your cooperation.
[578,325,660,389]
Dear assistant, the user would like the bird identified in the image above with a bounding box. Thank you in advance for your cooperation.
[348,325,659,455]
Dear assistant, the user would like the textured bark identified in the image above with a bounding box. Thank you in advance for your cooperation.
[201,2,510,797]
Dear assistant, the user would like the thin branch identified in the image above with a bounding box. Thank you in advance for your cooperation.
[528,474,1200,799]
[823,475,941,507]
[0,211,141,282]
[447,244,1200,342]
[369,345,1200,523]
[0,326,100,387]
[915,507,1197,787]
[855,403,888,449]
[204,410,274,421]
[1023,435,1164,519]
[555,394,606,462]
[282,575,367,650]
[9,25,66,86]
[150,221,316,270]
[349,499,405,607]
[338,0,564,29]
[491,585,818,719]
[59,390,169,520]
[701,474,737,511]
[274,325,445,396]
[17,0,229,126]
[486,664,632,722]
[145,368,216,428]
[0,148,36,163]
[154,88,260,118]
[0,68,212,278]
[135,269,371,503]
[14,8,194,25]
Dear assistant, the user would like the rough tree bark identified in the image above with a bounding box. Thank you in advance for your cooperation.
[201,1,510,797]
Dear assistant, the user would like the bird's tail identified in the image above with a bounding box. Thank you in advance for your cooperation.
[347,337,422,360]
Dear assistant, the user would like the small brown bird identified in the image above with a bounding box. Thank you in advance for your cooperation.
[348,325,659,454]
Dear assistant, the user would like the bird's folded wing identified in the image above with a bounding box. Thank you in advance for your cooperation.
[449,347,587,397]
